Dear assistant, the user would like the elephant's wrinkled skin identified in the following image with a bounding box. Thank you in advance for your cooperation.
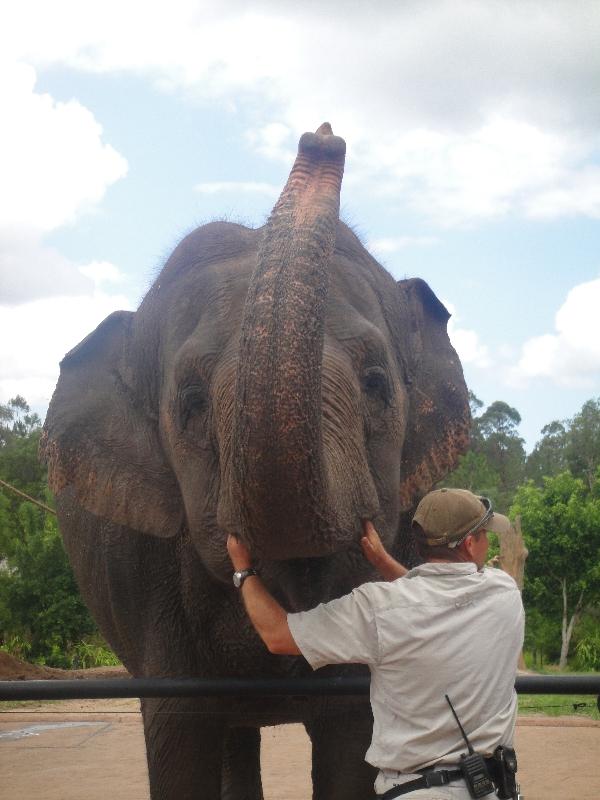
[42,124,470,800]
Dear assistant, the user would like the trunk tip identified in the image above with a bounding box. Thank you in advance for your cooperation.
[298,124,346,162]
[316,122,333,135]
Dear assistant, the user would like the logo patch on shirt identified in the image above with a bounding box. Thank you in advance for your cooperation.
[454,594,473,608]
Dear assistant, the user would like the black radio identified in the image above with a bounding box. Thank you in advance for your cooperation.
[459,752,495,798]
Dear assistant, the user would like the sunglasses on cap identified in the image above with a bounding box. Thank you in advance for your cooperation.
[448,496,494,549]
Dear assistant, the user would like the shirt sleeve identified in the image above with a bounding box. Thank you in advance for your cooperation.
[287,585,380,670]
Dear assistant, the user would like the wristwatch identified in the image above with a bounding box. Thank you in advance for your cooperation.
[232,567,258,588]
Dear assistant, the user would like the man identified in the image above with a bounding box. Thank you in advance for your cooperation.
[227,488,524,798]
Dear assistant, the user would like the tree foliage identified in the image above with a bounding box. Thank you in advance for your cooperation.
[0,397,98,666]
[511,472,600,668]
[565,399,600,490]
[526,421,568,486]
[526,398,600,490]
[443,393,525,512]
[473,400,525,509]
[444,392,600,669]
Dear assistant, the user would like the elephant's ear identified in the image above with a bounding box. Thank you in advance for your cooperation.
[396,278,470,511]
[41,310,182,537]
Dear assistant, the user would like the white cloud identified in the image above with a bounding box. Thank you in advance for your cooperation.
[367,236,438,255]
[445,301,491,369]
[525,166,600,220]
[0,61,127,235]
[194,181,279,198]
[245,123,295,162]
[0,56,129,339]
[2,2,600,227]
[0,289,133,410]
[448,324,491,370]
[79,260,126,285]
[0,234,93,304]
[513,277,600,386]
[358,116,595,226]
[0,58,130,399]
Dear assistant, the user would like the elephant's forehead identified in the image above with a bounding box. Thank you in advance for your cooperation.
[159,258,252,352]
[329,253,392,317]
[325,306,393,368]
[327,271,391,345]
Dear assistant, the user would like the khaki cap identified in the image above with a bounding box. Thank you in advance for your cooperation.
[413,488,512,547]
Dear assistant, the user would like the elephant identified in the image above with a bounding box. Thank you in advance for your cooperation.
[41,123,470,800]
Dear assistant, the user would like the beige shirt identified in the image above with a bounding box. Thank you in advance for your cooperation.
[288,563,524,774]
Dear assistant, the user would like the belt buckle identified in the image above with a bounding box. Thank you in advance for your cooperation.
[422,770,452,788]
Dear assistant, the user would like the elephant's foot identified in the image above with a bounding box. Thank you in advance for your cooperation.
[305,708,377,800]
[142,697,225,800]
[221,727,264,800]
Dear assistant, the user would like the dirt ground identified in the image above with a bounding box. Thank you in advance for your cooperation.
[1,655,599,799]
[0,650,131,680]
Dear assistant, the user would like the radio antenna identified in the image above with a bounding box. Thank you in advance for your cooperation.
[445,694,474,754]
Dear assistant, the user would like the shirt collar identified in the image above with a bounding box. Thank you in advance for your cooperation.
[404,562,479,579]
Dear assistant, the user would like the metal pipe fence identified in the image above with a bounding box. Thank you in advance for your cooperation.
[1,674,599,702]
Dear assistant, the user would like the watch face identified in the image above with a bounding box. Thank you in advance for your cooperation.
[232,568,256,588]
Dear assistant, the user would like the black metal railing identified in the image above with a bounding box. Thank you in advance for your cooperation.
[1,674,599,702]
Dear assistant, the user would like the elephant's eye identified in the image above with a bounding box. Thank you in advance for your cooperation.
[179,382,208,429]
[362,366,391,406]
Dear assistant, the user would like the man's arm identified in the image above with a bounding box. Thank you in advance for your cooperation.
[361,520,408,580]
[226,535,301,655]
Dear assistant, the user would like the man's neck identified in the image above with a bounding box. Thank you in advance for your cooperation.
[426,554,472,564]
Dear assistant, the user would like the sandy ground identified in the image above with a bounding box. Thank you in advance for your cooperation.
[1,656,599,799]
[1,697,599,800]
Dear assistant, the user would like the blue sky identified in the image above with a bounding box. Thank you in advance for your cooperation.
[1,1,600,452]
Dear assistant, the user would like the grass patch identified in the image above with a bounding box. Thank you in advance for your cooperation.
[0,699,60,712]
[518,694,599,720]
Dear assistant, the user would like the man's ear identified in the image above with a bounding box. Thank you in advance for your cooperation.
[41,310,183,537]
[460,534,475,558]
[460,530,485,561]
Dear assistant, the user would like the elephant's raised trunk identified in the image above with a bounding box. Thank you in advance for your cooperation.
[231,123,346,559]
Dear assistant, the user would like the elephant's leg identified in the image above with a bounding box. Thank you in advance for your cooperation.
[305,707,377,800]
[221,726,264,800]
[141,697,225,800]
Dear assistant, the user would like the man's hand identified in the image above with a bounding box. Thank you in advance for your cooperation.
[361,520,388,567]
[361,520,408,581]
[227,534,253,571]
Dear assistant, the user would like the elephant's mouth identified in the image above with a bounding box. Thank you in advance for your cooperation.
[260,542,376,613]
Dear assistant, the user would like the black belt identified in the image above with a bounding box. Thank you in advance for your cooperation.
[378,768,464,799]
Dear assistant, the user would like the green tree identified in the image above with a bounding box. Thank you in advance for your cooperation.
[526,420,568,486]
[1,397,47,560]
[523,607,561,668]
[0,505,96,665]
[566,399,600,491]
[467,389,484,419]
[443,451,500,499]
[573,611,600,671]
[511,472,600,669]
[0,396,99,666]
[474,401,525,507]
[443,394,525,512]
[0,395,41,446]
[526,397,600,490]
